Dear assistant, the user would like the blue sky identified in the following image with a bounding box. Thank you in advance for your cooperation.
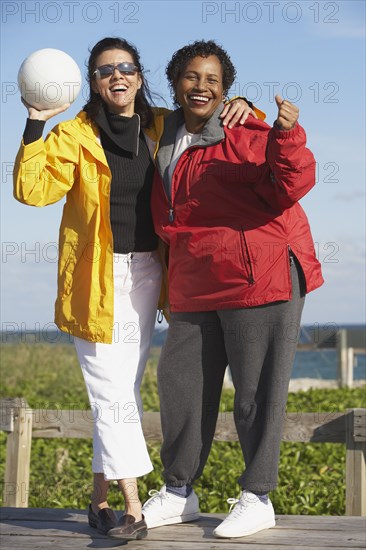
[1,0,365,334]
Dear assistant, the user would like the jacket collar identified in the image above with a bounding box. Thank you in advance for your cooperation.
[156,104,225,186]
[93,107,141,156]
[62,111,109,168]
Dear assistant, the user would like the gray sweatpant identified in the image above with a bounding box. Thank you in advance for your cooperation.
[157,257,305,494]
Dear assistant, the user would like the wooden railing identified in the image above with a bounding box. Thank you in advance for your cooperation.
[1,398,365,515]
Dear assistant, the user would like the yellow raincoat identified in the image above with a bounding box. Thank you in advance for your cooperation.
[13,108,169,343]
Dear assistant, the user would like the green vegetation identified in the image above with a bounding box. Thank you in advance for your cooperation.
[1,343,365,514]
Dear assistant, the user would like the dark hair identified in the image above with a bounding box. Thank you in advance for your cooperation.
[166,40,236,107]
[84,37,154,128]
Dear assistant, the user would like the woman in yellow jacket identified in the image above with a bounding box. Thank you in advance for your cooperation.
[14,37,253,539]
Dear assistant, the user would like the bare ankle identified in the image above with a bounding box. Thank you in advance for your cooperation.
[126,504,142,522]
[91,501,109,514]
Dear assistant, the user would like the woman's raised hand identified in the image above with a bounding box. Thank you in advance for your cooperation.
[21,97,71,121]
[274,94,299,131]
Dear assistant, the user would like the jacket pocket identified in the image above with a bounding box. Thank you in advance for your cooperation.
[58,230,80,296]
[170,198,200,226]
[239,229,255,285]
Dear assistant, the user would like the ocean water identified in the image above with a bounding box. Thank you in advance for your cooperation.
[292,349,366,380]
[1,329,365,381]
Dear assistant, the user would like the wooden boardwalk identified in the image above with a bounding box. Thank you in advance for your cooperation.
[0,508,365,549]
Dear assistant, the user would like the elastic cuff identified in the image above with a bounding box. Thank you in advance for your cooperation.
[23,118,46,145]
[166,484,192,498]
[271,121,300,139]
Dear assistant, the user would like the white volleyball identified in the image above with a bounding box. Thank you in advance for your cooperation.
[18,48,82,110]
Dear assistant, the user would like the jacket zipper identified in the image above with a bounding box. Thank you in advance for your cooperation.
[240,228,255,285]
[162,141,222,225]
[167,148,194,224]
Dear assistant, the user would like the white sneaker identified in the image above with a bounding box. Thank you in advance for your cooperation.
[213,490,276,538]
[142,485,200,528]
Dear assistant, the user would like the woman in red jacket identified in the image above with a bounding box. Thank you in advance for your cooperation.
[143,40,323,538]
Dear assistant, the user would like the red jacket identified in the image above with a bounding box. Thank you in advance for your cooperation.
[151,107,323,312]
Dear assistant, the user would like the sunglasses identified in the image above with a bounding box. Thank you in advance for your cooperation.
[93,62,139,79]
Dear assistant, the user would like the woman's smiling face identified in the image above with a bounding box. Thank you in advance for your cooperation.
[174,55,225,132]
[92,48,142,116]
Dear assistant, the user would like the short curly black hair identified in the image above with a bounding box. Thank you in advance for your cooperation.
[166,40,236,107]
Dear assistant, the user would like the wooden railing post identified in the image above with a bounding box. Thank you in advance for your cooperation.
[2,398,32,507]
[346,408,366,516]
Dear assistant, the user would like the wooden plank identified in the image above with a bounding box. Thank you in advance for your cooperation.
[1,511,365,549]
[0,523,365,548]
[1,509,365,532]
[0,507,89,522]
[0,398,17,432]
[29,411,349,443]
[353,408,366,442]
[157,521,365,547]
[31,409,93,439]
[3,398,32,508]
[142,411,164,441]
[0,539,364,550]
[0,520,363,544]
[0,539,126,550]
[283,412,346,443]
[274,515,365,529]
[346,409,366,516]
[0,538,361,550]
[30,410,160,439]
[214,412,347,443]
[1,402,361,445]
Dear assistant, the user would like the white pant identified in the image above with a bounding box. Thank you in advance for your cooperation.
[74,251,162,480]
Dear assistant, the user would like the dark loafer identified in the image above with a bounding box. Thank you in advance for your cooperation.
[108,513,148,540]
[88,504,117,535]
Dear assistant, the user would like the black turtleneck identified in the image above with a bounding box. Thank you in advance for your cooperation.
[94,108,157,253]
[22,109,158,254]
